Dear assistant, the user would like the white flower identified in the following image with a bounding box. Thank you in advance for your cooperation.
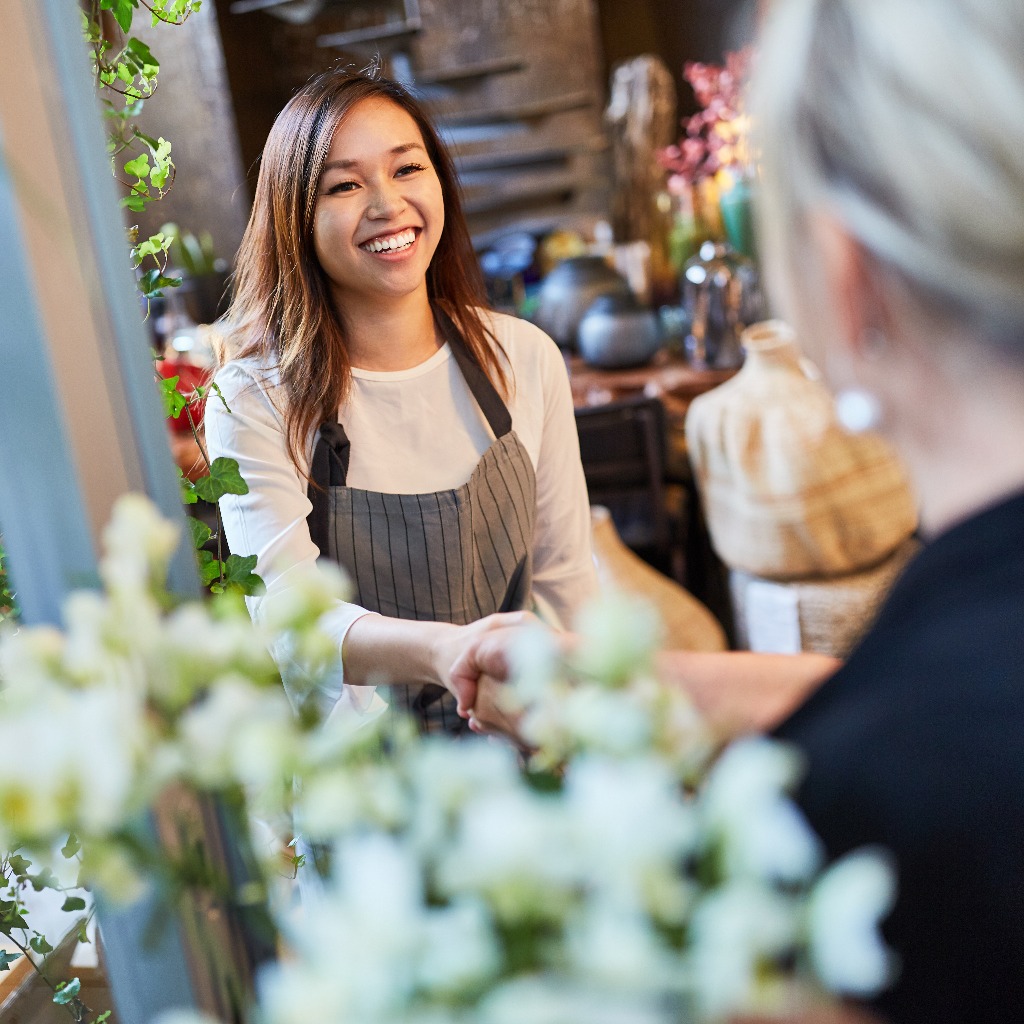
[176,676,295,789]
[99,493,180,595]
[507,622,563,704]
[257,561,351,635]
[701,736,823,883]
[570,593,663,687]
[808,848,897,996]
[566,898,679,990]
[438,788,575,914]
[689,880,797,1017]
[416,898,500,997]
[562,755,696,894]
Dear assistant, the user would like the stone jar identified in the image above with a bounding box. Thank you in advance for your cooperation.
[577,293,662,369]
[685,320,918,580]
[535,256,632,349]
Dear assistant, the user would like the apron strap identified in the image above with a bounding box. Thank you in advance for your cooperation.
[307,308,512,517]
[307,420,349,555]
[437,309,513,439]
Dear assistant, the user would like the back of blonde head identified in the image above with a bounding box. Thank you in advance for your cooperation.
[755,0,1024,356]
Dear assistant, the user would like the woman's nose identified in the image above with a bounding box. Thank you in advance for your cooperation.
[366,180,406,220]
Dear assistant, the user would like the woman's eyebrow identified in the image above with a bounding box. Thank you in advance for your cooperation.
[321,142,426,173]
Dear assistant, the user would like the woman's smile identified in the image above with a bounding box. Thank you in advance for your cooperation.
[358,226,420,256]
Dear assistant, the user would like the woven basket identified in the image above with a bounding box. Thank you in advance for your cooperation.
[685,320,918,580]
[730,539,919,658]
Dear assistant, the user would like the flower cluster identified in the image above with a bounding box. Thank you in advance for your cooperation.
[257,592,896,1023]
[1,497,895,1024]
[659,47,756,188]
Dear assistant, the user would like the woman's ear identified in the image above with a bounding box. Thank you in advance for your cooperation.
[805,210,889,365]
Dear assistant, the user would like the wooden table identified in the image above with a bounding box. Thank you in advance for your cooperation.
[566,349,735,424]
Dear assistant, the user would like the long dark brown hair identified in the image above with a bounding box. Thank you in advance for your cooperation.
[224,67,504,471]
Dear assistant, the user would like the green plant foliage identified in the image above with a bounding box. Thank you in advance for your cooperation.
[194,457,249,504]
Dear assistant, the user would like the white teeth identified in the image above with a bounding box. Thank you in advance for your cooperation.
[362,229,416,253]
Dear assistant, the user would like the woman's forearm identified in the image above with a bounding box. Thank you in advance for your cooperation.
[657,650,839,738]
[342,613,457,687]
[342,610,535,715]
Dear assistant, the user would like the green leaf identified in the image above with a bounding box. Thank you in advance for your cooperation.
[102,0,138,34]
[95,1012,112,1023]
[187,516,212,550]
[157,374,188,419]
[28,868,58,892]
[219,554,264,596]
[8,854,31,877]
[30,934,54,956]
[194,457,249,502]
[1,898,29,930]
[61,896,87,913]
[125,36,159,74]
[61,833,81,860]
[53,978,81,1005]
[77,919,90,945]
[139,268,181,299]
[123,152,150,179]
[0,950,21,971]
[178,468,198,505]
[196,549,221,586]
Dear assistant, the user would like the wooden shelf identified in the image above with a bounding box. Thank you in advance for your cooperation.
[436,91,593,128]
[317,18,421,48]
[414,57,525,86]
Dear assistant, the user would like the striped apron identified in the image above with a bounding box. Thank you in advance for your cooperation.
[306,316,537,735]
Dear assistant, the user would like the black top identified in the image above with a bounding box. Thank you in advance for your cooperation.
[775,491,1024,1024]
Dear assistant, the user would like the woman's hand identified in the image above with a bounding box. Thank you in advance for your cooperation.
[431,611,537,718]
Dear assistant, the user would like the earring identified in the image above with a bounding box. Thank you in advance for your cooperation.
[835,388,882,434]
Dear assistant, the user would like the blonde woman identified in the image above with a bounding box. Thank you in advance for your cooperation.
[461,1,1024,1018]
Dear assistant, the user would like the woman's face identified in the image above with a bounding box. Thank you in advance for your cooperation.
[312,97,445,311]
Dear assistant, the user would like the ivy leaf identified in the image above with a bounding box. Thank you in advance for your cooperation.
[178,468,198,505]
[95,1013,112,1023]
[157,374,188,419]
[61,896,87,913]
[8,854,31,877]
[61,833,81,860]
[30,934,54,956]
[28,868,59,892]
[1,898,29,930]
[194,457,249,502]
[186,517,212,550]
[0,950,21,971]
[53,978,82,1005]
[196,549,221,586]
[139,268,181,299]
[123,152,150,179]
[125,36,159,75]
[101,0,138,34]
[218,554,264,596]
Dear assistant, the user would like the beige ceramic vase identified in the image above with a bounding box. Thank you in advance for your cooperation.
[590,506,727,651]
[685,320,918,580]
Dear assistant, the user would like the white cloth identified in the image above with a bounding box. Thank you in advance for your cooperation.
[204,310,598,718]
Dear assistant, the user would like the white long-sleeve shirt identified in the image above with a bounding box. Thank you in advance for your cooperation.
[205,310,598,718]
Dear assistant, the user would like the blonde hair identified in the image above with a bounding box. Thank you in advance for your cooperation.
[754,0,1024,357]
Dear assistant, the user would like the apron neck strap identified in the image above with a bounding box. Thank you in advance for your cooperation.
[436,308,512,439]
[308,307,512,507]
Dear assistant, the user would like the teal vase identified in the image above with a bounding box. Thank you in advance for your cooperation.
[719,178,757,260]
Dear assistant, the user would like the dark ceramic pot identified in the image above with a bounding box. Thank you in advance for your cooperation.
[534,256,632,349]
[578,293,662,369]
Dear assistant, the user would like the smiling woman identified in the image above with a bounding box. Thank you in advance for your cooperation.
[205,68,598,736]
